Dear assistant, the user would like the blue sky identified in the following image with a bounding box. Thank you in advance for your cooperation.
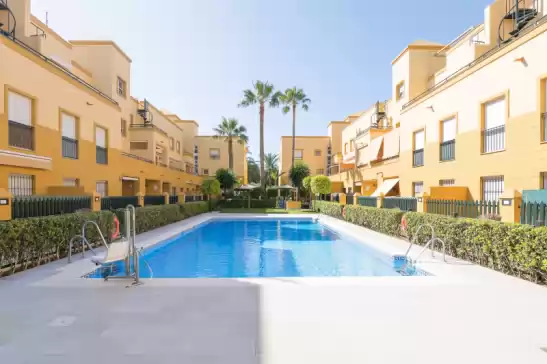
[31,0,492,158]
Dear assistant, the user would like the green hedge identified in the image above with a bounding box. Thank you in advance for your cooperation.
[0,211,114,276]
[180,201,210,218]
[313,201,547,285]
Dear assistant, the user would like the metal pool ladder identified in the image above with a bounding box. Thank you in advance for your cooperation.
[68,205,141,285]
[404,224,447,264]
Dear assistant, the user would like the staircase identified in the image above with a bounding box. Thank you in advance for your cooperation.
[499,0,539,44]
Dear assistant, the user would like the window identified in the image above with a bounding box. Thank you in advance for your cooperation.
[121,119,127,137]
[9,174,34,196]
[440,117,456,161]
[541,172,547,190]
[202,169,209,175]
[130,141,148,150]
[439,179,455,187]
[209,148,220,160]
[350,140,354,152]
[413,130,425,167]
[482,98,506,153]
[295,149,303,159]
[117,77,126,97]
[176,141,181,153]
[543,79,547,142]
[63,178,79,187]
[96,181,108,197]
[344,143,348,154]
[61,112,78,159]
[481,176,504,201]
[316,169,324,175]
[170,137,174,150]
[396,81,406,101]
[8,91,34,150]
[413,182,424,196]
[314,149,322,157]
[95,126,108,164]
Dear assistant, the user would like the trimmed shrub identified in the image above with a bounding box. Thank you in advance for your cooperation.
[180,201,209,217]
[344,204,404,236]
[0,211,114,276]
[312,200,343,218]
[115,204,184,234]
[219,199,277,209]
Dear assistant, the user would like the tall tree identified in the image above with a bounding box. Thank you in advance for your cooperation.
[289,162,311,201]
[280,87,311,172]
[264,152,279,186]
[247,156,260,184]
[213,117,248,171]
[238,81,282,189]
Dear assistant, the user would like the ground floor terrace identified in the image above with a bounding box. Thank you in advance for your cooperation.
[1,213,547,363]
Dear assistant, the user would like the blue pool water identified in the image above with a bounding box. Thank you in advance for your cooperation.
[88,218,422,278]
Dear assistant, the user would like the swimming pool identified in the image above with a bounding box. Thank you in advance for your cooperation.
[88,218,424,278]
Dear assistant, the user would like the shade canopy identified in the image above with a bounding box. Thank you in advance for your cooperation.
[235,184,261,191]
[371,178,399,197]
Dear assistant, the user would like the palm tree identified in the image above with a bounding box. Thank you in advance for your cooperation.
[264,152,279,186]
[247,156,260,184]
[238,81,282,189]
[213,117,248,171]
[280,88,311,172]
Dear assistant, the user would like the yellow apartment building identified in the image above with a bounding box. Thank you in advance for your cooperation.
[0,0,245,198]
[278,113,361,185]
[195,136,247,183]
[285,0,547,203]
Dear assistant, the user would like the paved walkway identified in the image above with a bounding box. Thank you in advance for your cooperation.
[1,214,547,363]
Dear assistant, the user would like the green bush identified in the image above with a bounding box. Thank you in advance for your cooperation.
[312,200,343,218]
[313,200,547,285]
[219,199,276,209]
[344,204,404,236]
[0,211,114,276]
[180,201,209,217]
[115,204,185,234]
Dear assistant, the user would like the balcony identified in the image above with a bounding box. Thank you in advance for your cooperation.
[129,123,168,137]
[9,121,34,150]
[482,125,505,153]
[439,140,455,161]
[413,149,424,167]
[96,146,108,164]
[62,137,78,159]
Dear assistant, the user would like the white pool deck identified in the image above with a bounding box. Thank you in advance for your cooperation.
[1,213,547,363]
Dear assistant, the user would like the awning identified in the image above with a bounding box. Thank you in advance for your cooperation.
[371,178,399,197]
[369,136,384,162]
[121,176,139,181]
[383,129,400,159]
[357,146,369,166]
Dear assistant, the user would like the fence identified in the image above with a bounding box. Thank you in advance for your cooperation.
[143,195,165,206]
[383,197,417,211]
[169,195,179,204]
[426,199,500,218]
[357,196,377,207]
[185,195,196,203]
[12,196,91,219]
[520,201,547,226]
[346,193,354,205]
[101,196,139,210]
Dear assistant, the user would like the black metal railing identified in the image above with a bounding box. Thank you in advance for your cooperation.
[185,195,196,203]
[12,195,91,219]
[62,137,78,159]
[96,146,108,164]
[101,196,139,210]
[346,193,354,205]
[9,121,34,150]
[482,125,505,153]
[144,195,165,206]
[413,149,424,167]
[357,196,377,207]
[383,197,417,211]
[169,195,179,204]
[439,140,455,161]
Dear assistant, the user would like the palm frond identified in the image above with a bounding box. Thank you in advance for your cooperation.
[301,104,309,112]
[238,89,257,108]
[269,90,282,108]
[282,105,290,114]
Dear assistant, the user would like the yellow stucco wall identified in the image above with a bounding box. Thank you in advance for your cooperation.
[279,136,330,184]
[196,136,247,182]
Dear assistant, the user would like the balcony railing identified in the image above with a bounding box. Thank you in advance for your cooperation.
[62,137,78,159]
[482,125,505,153]
[9,121,34,150]
[439,139,455,161]
[129,123,168,136]
[121,151,154,164]
[542,112,547,142]
[96,146,108,164]
[413,149,424,167]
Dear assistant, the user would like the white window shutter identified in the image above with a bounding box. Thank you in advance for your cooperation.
[8,92,32,126]
[62,113,76,139]
[96,127,106,147]
[442,118,456,142]
[484,98,505,130]
[414,130,425,150]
